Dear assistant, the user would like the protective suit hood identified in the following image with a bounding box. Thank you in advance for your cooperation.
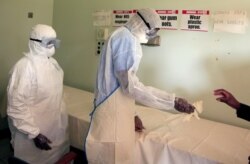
[125,8,161,43]
[28,24,57,57]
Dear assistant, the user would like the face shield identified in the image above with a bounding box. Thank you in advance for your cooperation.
[30,37,61,49]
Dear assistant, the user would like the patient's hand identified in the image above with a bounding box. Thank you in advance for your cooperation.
[214,89,240,110]
[134,115,145,132]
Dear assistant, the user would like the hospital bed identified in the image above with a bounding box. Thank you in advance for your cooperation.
[64,85,250,164]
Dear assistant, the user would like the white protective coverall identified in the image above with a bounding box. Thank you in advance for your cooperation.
[86,9,176,164]
[7,24,69,164]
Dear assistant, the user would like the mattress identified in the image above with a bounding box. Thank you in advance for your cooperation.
[64,85,250,164]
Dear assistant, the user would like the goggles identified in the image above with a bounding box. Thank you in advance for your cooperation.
[147,28,159,36]
[30,37,61,48]
[146,28,160,38]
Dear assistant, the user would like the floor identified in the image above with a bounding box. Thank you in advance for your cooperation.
[0,129,13,164]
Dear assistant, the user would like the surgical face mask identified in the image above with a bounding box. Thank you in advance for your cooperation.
[30,37,61,49]
[139,35,148,43]
[46,47,55,57]
[135,32,148,43]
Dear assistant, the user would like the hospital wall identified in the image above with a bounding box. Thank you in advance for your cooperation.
[53,0,250,129]
[0,0,54,119]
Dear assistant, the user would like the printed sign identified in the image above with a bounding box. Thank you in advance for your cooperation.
[156,10,178,30]
[213,10,248,34]
[112,10,136,27]
[93,11,111,27]
[181,10,209,32]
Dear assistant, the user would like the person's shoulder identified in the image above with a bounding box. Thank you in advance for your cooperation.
[14,56,31,68]
[49,57,60,66]
[11,56,34,74]
[112,27,131,37]
[111,27,135,43]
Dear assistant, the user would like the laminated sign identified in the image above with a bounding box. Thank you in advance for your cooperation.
[212,10,248,34]
[156,10,178,30]
[112,10,136,27]
[181,10,209,32]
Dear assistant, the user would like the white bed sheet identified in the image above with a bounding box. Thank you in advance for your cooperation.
[63,85,93,150]
[64,85,250,164]
[135,105,250,164]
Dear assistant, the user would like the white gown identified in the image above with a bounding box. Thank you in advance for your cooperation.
[86,88,136,164]
[7,55,69,164]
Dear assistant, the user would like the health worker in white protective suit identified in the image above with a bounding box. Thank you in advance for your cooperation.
[85,8,195,164]
[7,24,69,164]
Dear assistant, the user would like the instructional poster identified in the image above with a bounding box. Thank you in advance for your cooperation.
[93,11,111,27]
[213,10,248,34]
[112,10,136,27]
[156,10,178,30]
[181,10,209,32]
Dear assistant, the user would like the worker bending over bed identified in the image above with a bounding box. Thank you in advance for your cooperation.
[85,8,195,164]
[7,24,69,163]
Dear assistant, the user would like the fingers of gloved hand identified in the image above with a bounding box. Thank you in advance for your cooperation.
[185,104,195,114]
[135,116,145,132]
[45,137,52,144]
[174,97,187,110]
[175,105,194,113]
[174,97,195,113]
[135,127,143,132]
[43,143,52,150]
[135,123,145,130]
[135,124,145,132]
[34,140,43,150]
[35,142,51,150]
[33,134,52,150]
[34,140,52,150]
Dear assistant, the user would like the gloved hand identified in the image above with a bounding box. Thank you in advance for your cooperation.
[214,89,240,110]
[33,133,52,150]
[134,115,145,132]
[174,97,195,114]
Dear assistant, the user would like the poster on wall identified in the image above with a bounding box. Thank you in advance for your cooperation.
[212,10,248,34]
[93,10,112,27]
[112,10,136,27]
[156,10,178,30]
[180,10,209,32]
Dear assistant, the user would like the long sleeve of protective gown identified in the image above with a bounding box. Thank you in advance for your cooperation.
[112,33,175,111]
[7,58,40,139]
[116,70,175,111]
